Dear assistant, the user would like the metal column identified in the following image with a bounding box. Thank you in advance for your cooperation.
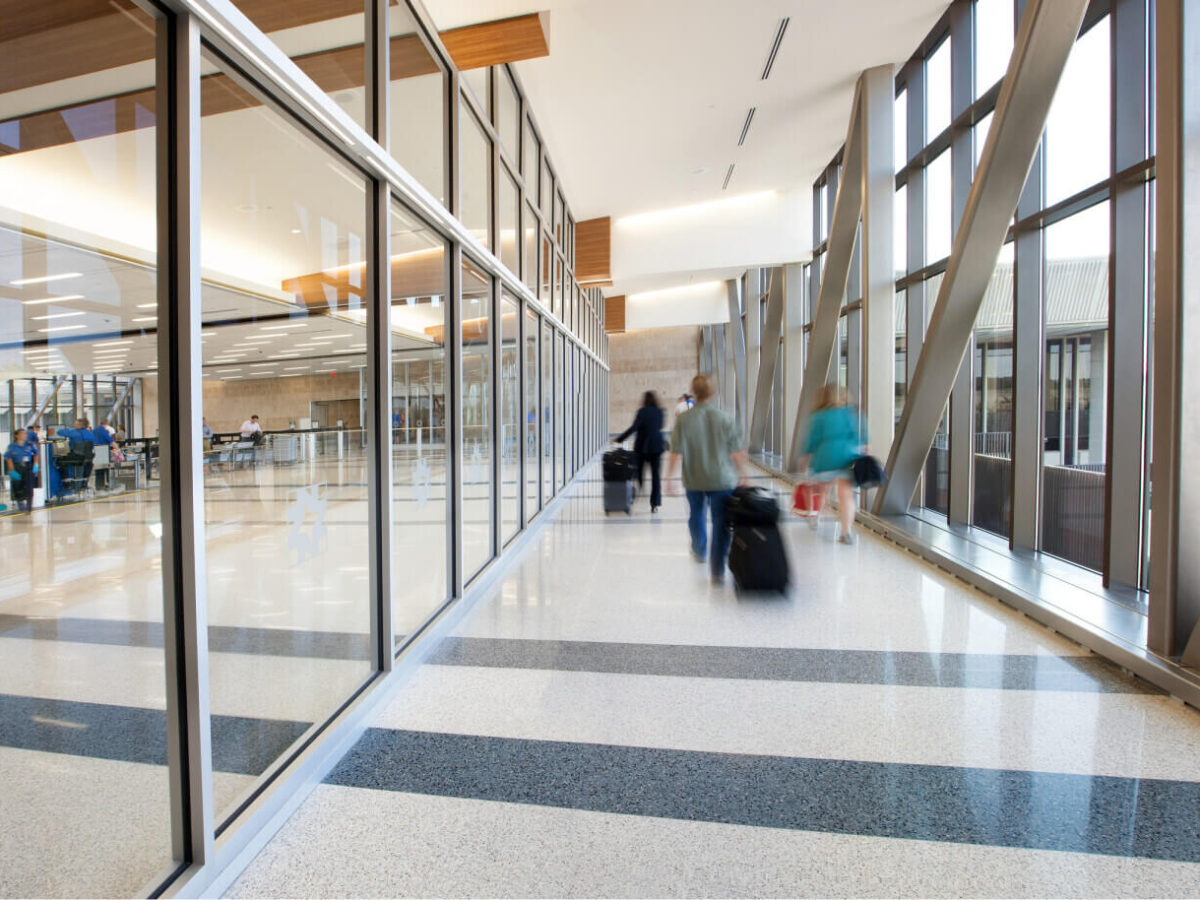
[860,64,896,467]
[156,9,213,868]
[1150,0,1200,661]
[726,278,748,435]
[874,0,1090,516]
[749,268,785,452]
[788,80,865,471]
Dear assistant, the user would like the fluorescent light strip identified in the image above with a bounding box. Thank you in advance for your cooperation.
[261,323,308,331]
[136,302,157,309]
[95,340,134,347]
[132,316,157,323]
[282,365,309,371]
[38,324,86,333]
[22,294,84,306]
[268,353,301,359]
[279,373,304,378]
[11,273,82,286]
[33,311,85,321]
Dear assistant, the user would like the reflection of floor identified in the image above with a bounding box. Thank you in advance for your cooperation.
[228,466,1200,899]
[0,451,478,898]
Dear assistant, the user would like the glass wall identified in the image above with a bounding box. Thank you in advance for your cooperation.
[0,1,603,894]
[461,256,492,579]
[500,291,520,544]
[389,201,449,638]
[0,3,174,895]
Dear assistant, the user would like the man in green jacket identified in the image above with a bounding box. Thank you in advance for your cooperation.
[666,375,750,582]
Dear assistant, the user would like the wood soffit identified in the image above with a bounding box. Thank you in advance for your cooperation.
[575,217,612,287]
[0,5,550,155]
[604,295,625,334]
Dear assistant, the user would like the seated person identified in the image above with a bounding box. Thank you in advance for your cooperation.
[239,414,264,445]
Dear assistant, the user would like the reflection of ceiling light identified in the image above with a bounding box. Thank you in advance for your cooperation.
[23,294,84,306]
[290,228,302,234]
[94,340,134,347]
[283,365,309,370]
[261,323,308,331]
[240,337,276,343]
[38,324,86,333]
[280,373,304,378]
[11,273,82,286]
[136,303,157,309]
[33,311,85,320]
[132,316,157,323]
[269,353,301,359]
[222,376,244,380]
[21,349,56,356]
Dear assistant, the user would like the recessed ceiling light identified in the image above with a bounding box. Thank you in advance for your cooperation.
[94,340,134,347]
[21,348,56,356]
[11,273,82,286]
[136,302,157,309]
[22,294,84,306]
[132,316,157,323]
[261,323,308,331]
[32,311,85,321]
[279,373,304,378]
[290,228,302,234]
[38,324,86,333]
[269,353,301,359]
[283,365,309,370]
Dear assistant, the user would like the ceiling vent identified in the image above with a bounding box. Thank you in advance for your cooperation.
[761,18,790,80]
[738,107,756,146]
[722,164,735,191]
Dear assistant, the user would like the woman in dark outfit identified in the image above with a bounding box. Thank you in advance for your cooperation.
[616,391,665,512]
[4,428,37,512]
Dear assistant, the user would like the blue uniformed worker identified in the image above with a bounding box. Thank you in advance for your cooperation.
[4,428,37,512]
[54,418,97,487]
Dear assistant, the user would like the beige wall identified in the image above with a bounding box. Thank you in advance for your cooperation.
[138,372,362,436]
[608,326,699,435]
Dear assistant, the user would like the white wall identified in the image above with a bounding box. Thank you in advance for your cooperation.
[624,280,730,331]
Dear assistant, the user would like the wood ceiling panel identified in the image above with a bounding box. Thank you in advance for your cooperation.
[604,295,625,334]
[439,12,549,71]
[575,217,611,286]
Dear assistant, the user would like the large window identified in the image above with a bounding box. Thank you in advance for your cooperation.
[459,100,492,249]
[200,46,374,825]
[389,6,448,204]
[461,256,493,580]
[0,4,172,895]
[542,319,555,501]
[389,201,449,638]
[500,291,520,544]
[525,309,541,519]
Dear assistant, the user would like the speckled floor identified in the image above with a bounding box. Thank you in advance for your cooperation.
[225,470,1200,899]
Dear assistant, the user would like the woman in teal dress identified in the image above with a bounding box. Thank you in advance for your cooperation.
[803,385,867,544]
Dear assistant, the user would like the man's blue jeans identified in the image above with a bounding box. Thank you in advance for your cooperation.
[686,488,734,575]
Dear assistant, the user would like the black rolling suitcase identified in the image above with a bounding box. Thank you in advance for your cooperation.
[602,448,636,515]
[725,487,789,592]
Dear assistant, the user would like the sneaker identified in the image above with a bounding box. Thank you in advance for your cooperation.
[838,532,856,545]
[691,549,706,563]
[711,573,724,585]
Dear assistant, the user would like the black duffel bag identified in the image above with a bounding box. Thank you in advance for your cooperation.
[851,455,887,488]
[724,485,780,527]
[602,447,637,482]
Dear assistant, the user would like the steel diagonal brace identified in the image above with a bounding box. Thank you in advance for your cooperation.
[873,0,1090,516]
[787,80,864,471]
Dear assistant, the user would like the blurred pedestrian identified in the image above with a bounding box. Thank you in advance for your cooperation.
[4,428,37,512]
[615,391,665,512]
[802,385,867,544]
[666,375,749,582]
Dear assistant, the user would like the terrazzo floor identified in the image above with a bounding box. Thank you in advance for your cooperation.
[224,467,1200,899]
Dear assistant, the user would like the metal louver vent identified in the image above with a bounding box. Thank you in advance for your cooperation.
[722,164,735,190]
[738,107,756,146]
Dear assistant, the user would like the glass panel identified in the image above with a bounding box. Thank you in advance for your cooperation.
[523,117,539,187]
[499,165,519,275]
[542,320,554,499]
[540,234,552,304]
[0,3,174,894]
[926,36,951,142]
[895,87,908,173]
[389,6,447,205]
[975,0,1014,99]
[540,159,553,221]
[1041,202,1109,570]
[972,242,1015,537]
[524,203,539,294]
[895,291,908,425]
[553,254,564,320]
[555,331,566,489]
[894,184,908,278]
[926,149,952,264]
[1045,17,1112,205]
[555,190,565,246]
[500,291,520,543]
[496,67,520,159]
[525,310,540,519]
[461,67,488,112]
[388,201,448,639]
[459,99,492,249]
[200,46,372,823]
[974,111,994,174]
[461,256,493,578]
[235,1,366,129]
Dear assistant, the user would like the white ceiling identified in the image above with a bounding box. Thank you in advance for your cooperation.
[426,0,950,312]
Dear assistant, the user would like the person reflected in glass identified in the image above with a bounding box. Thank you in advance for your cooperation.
[4,428,37,513]
[615,390,665,513]
[801,384,867,545]
[239,414,263,443]
[665,375,750,583]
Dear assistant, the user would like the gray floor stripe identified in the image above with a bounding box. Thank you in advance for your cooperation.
[430,637,1156,693]
[0,614,371,660]
[0,694,310,775]
[327,728,1200,863]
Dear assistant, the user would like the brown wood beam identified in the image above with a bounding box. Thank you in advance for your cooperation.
[440,12,550,71]
[604,296,626,334]
[575,217,612,287]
